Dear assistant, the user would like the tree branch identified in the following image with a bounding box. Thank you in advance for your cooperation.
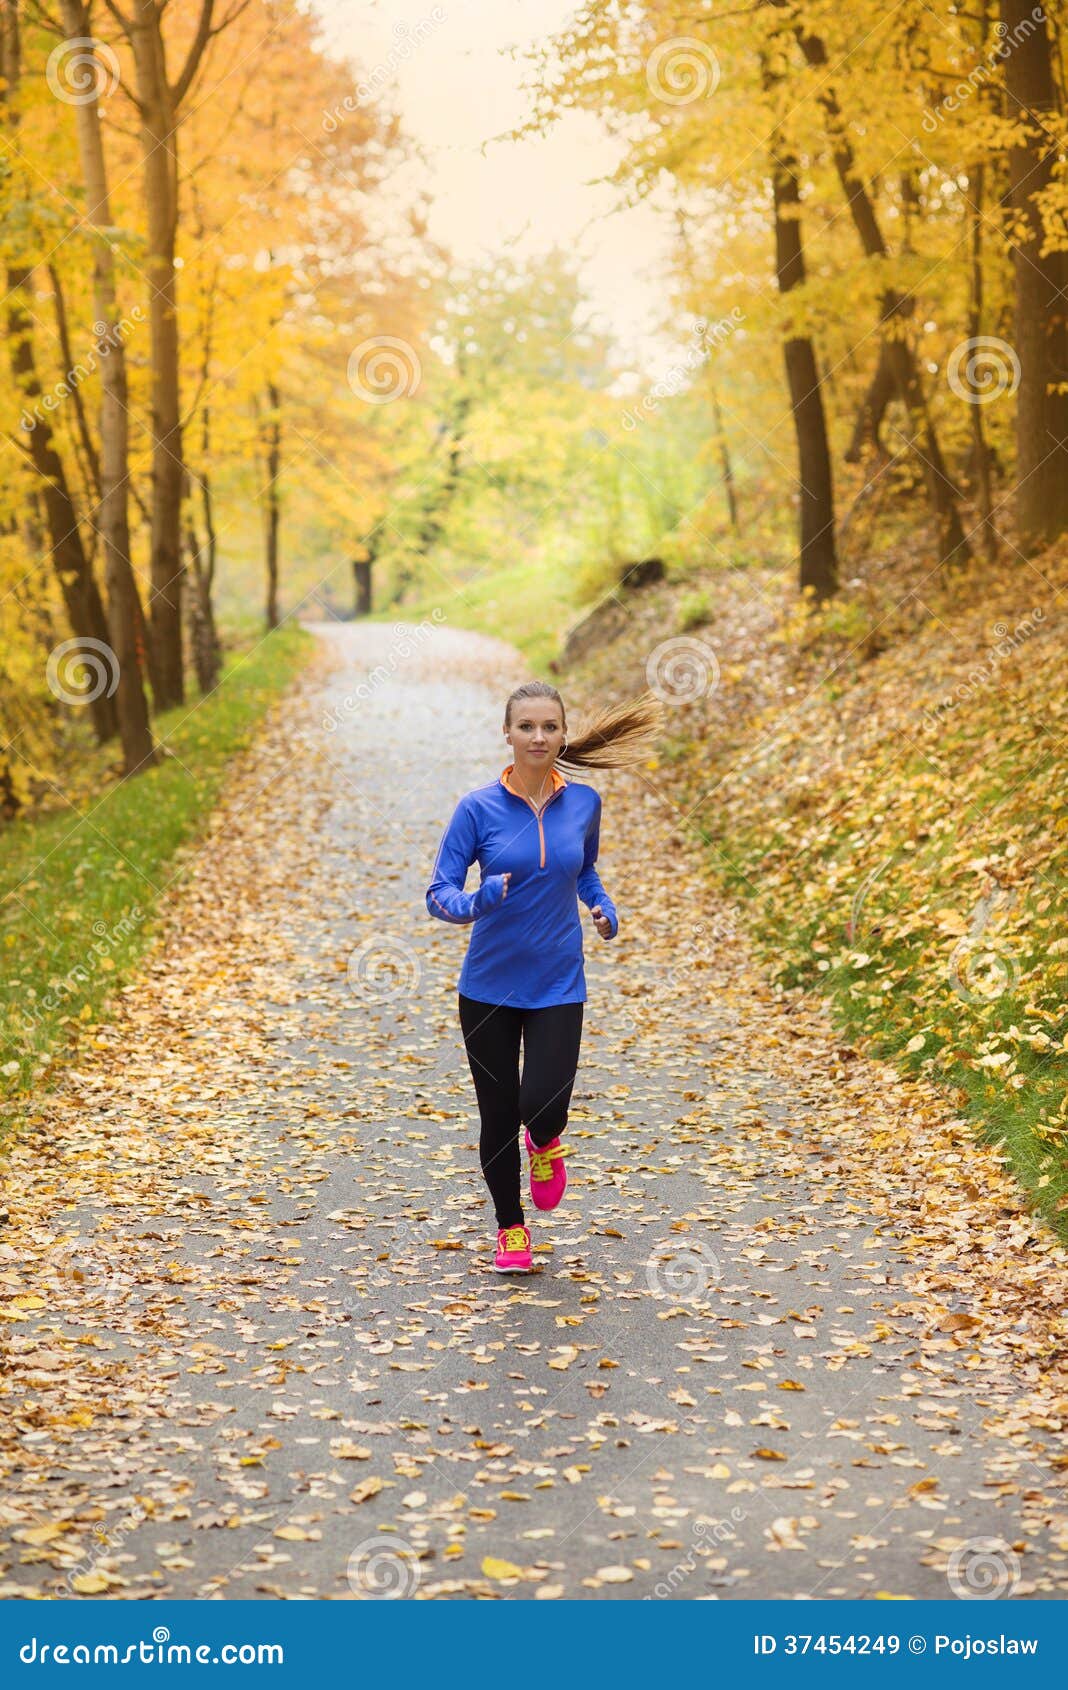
[170,0,217,107]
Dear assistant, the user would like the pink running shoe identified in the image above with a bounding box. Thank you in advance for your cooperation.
[494,1223,532,1273]
[525,1128,567,1211]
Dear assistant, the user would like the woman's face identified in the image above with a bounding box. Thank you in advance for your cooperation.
[506,699,565,766]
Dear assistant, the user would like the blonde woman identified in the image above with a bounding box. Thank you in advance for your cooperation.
[426,682,662,1271]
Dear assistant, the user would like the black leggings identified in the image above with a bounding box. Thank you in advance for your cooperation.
[458,994,584,1230]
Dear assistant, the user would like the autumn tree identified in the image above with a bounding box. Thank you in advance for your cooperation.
[1000,0,1068,549]
[55,2,156,775]
[1,0,118,745]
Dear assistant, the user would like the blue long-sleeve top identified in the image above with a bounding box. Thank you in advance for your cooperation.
[425,763,618,1008]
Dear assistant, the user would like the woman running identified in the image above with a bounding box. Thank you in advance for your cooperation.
[425,680,663,1273]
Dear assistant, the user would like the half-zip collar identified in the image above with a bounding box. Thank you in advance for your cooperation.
[499,763,567,869]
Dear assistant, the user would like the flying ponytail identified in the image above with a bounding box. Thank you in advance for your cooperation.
[503,681,665,775]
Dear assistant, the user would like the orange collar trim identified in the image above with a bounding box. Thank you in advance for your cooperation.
[500,763,567,801]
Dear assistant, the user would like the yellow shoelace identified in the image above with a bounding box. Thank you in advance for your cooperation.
[530,1143,564,1182]
[501,1226,528,1252]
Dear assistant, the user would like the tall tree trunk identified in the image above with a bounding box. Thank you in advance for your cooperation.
[1,4,118,743]
[124,0,188,705]
[106,1,218,702]
[257,381,282,630]
[188,444,221,692]
[7,271,120,743]
[59,0,156,775]
[967,160,998,563]
[709,381,739,533]
[795,27,971,567]
[353,555,373,617]
[183,223,221,692]
[1001,0,1068,547]
[767,119,838,600]
[845,342,897,464]
[45,261,101,501]
[184,503,220,693]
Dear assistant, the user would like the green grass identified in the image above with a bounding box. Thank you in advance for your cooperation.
[1,621,314,1117]
[384,552,611,674]
[687,807,1068,1239]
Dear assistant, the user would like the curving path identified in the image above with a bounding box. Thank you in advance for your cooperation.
[0,621,1065,1601]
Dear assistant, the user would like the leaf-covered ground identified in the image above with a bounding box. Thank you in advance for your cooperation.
[567,543,1068,1234]
[0,623,1065,1599]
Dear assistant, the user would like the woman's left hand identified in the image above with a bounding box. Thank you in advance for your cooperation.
[591,904,614,940]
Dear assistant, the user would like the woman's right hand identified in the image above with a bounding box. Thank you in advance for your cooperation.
[480,871,511,911]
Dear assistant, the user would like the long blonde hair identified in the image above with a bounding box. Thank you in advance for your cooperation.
[504,681,665,775]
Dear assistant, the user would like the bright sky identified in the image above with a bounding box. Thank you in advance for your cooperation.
[310,0,678,372]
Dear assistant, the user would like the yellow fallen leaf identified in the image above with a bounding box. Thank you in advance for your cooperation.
[350,1476,385,1504]
[16,1523,68,1545]
[596,1565,634,1582]
[937,1312,978,1334]
[71,1572,112,1594]
[547,1345,579,1371]
[482,1555,523,1580]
